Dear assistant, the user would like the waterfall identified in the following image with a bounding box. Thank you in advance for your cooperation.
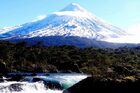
[0,81,62,93]
[0,73,88,93]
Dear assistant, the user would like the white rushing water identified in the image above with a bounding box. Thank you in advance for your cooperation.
[0,73,88,93]
[0,81,62,93]
[46,73,88,88]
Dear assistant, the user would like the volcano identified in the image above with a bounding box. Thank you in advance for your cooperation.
[0,3,127,47]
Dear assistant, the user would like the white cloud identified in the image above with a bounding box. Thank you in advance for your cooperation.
[105,35,140,44]
[126,23,140,35]
[32,15,47,22]
[105,23,140,44]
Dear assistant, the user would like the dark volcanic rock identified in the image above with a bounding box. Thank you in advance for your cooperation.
[0,60,7,74]
[9,83,23,92]
[9,74,23,81]
[63,77,140,93]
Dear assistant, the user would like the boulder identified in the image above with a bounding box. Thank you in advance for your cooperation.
[63,77,140,93]
[9,83,23,92]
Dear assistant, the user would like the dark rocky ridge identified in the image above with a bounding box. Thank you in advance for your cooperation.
[63,77,140,93]
[6,36,140,48]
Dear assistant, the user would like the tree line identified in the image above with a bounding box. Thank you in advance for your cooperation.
[0,41,140,79]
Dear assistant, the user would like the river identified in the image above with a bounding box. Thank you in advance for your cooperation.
[0,73,88,93]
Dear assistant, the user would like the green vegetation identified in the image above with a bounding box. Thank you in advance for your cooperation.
[0,41,140,79]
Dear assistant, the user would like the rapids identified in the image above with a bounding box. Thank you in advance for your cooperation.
[0,73,88,93]
[0,81,62,93]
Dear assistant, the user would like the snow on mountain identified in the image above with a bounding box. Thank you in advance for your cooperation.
[0,26,21,34]
[0,3,128,47]
[61,3,86,12]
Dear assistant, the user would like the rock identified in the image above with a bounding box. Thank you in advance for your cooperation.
[63,77,140,93]
[73,63,82,73]
[9,74,23,81]
[9,83,23,92]
[0,78,4,82]
[0,60,7,74]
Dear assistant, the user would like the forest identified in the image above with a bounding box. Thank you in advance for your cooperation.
[0,40,140,80]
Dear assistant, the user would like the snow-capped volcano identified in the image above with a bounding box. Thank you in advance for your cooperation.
[0,3,126,39]
[0,3,128,47]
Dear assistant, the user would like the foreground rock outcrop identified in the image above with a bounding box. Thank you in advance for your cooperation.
[63,77,140,93]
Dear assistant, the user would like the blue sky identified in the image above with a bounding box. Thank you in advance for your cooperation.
[1,0,140,30]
